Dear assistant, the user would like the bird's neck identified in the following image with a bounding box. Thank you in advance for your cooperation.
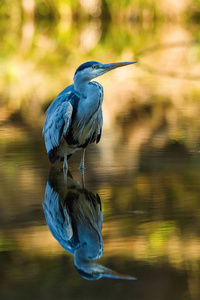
[74,76,91,97]
[74,246,89,267]
[74,245,100,270]
[74,234,102,266]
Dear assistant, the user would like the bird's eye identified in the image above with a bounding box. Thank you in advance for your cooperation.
[92,65,96,69]
[92,271,96,276]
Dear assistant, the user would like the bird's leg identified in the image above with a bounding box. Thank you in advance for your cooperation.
[79,149,86,187]
[63,155,68,172]
[63,155,68,183]
[81,172,85,188]
[79,149,86,172]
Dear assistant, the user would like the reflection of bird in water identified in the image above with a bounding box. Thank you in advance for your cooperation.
[43,168,136,280]
[42,61,136,171]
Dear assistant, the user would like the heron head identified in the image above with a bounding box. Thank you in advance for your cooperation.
[74,60,137,82]
[75,263,137,281]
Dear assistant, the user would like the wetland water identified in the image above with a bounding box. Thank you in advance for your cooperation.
[1,1,200,299]
[1,121,200,299]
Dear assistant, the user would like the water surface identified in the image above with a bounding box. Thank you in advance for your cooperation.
[0,120,200,299]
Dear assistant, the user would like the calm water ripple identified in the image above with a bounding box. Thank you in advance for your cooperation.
[0,125,200,299]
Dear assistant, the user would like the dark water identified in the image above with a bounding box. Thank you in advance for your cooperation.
[0,121,200,300]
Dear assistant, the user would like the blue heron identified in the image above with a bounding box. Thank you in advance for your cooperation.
[43,61,136,171]
[43,168,136,280]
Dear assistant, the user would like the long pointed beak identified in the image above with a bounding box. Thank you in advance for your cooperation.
[103,268,137,280]
[102,61,137,71]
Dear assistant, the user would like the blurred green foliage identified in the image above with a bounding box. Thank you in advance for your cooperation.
[1,0,200,110]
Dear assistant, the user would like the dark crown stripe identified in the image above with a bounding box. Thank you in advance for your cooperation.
[75,61,100,75]
[75,266,98,280]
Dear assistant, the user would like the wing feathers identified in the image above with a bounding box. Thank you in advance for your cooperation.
[43,96,73,153]
[43,181,73,248]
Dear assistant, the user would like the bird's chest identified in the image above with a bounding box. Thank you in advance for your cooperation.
[73,103,102,145]
[66,83,103,147]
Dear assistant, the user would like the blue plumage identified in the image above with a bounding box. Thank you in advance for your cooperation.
[43,60,136,170]
[43,168,136,280]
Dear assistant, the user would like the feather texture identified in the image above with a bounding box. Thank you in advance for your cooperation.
[43,180,73,252]
[43,95,73,154]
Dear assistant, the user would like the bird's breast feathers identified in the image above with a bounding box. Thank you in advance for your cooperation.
[67,82,103,148]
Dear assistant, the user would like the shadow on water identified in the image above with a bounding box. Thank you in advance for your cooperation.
[43,167,136,280]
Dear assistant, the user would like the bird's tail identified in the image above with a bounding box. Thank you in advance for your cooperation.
[48,148,72,164]
[48,149,58,164]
